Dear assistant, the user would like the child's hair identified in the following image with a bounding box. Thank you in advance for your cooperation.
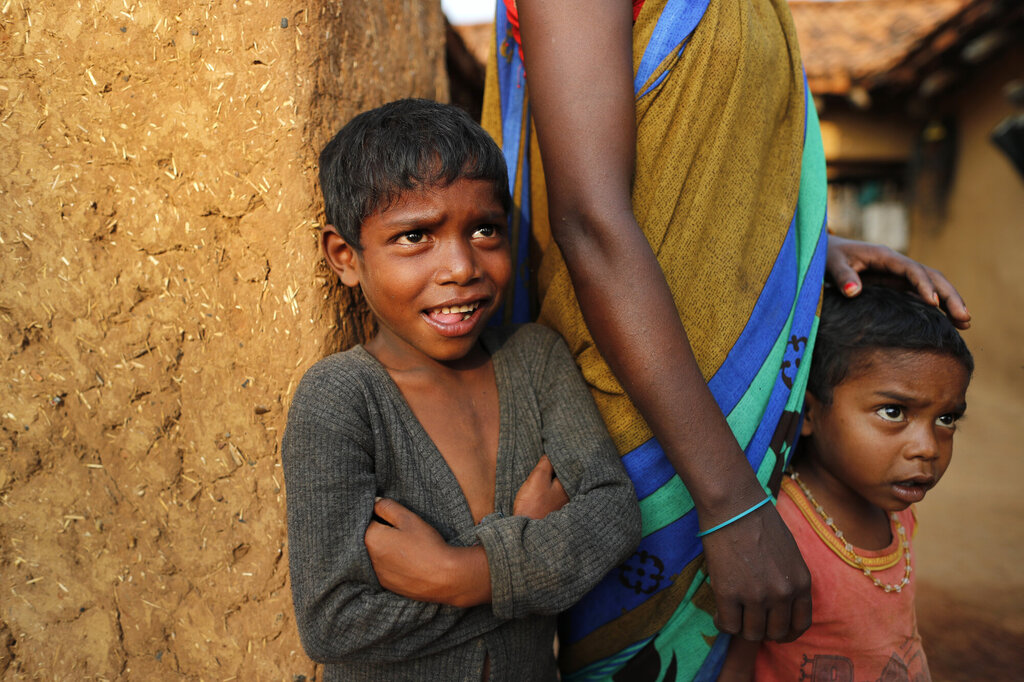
[807,285,973,404]
[319,98,511,249]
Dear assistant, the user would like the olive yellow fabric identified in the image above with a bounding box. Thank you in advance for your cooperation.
[483,0,828,679]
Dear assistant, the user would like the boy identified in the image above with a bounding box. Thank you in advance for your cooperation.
[721,285,973,680]
[281,99,641,681]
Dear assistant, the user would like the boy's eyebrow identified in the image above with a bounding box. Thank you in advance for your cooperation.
[382,208,446,228]
[873,390,968,413]
[873,390,916,402]
[381,207,507,228]
[477,208,508,222]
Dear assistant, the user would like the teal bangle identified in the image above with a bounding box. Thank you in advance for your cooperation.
[696,495,773,537]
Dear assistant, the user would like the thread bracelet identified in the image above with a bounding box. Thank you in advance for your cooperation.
[696,495,773,537]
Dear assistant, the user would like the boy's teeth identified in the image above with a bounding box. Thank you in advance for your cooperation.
[439,303,479,315]
[427,302,482,325]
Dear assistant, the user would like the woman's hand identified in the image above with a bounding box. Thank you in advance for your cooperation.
[826,234,970,329]
[365,498,491,607]
[700,502,812,643]
[513,455,569,519]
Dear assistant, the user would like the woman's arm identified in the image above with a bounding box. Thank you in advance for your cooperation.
[515,0,810,642]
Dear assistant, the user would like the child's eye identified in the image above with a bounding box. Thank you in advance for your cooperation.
[876,405,905,422]
[396,231,426,245]
[473,224,500,239]
[936,413,960,429]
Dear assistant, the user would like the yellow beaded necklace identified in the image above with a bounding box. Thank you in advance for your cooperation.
[787,469,912,593]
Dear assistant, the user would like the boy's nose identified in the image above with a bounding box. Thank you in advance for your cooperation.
[435,241,479,284]
[906,424,941,460]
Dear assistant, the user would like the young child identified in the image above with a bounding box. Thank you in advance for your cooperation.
[721,285,973,681]
[281,98,641,681]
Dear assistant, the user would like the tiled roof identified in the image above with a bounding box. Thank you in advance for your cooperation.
[789,0,971,95]
[452,2,1017,100]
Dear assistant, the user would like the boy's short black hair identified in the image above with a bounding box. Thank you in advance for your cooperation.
[808,285,973,403]
[319,98,511,248]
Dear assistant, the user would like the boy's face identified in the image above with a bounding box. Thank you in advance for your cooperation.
[801,349,969,514]
[323,177,511,367]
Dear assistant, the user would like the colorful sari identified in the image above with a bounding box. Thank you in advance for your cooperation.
[482,0,828,679]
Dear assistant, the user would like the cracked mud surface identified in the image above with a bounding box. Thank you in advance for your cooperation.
[1,1,445,678]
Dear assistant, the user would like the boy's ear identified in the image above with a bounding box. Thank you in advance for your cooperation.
[801,391,820,437]
[321,225,361,288]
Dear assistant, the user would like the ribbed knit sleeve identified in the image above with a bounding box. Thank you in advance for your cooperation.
[475,326,641,619]
[282,326,638,680]
[282,354,498,665]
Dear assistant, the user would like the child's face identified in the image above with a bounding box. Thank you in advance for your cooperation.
[801,349,969,513]
[326,177,511,367]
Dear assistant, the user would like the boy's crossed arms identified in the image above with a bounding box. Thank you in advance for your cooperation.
[283,326,640,669]
[366,453,568,607]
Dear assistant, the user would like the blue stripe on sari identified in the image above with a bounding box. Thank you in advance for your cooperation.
[634,0,710,96]
[493,9,535,324]
[743,229,827,475]
[618,224,809,504]
[559,506,703,643]
[706,223,799,415]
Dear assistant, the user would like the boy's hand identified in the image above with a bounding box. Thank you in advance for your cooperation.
[365,498,490,607]
[513,455,569,519]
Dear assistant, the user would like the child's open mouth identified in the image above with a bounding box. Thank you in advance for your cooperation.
[891,478,934,504]
[424,301,483,328]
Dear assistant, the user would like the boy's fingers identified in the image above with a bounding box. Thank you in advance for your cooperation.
[550,478,568,502]
[523,455,555,487]
[372,497,409,528]
[536,454,553,475]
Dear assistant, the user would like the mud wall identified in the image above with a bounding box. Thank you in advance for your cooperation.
[0,0,446,678]
[908,43,1024,398]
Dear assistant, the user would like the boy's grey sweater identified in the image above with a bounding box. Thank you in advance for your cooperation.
[282,323,641,681]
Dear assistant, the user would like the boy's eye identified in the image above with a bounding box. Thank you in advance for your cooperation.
[935,413,960,429]
[473,224,500,239]
[876,405,905,422]
[396,231,426,245]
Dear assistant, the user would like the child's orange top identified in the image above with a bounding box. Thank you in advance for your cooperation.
[755,476,930,681]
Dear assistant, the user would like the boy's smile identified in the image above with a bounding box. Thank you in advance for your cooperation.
[324,177,512,369]
[798,349,969,524]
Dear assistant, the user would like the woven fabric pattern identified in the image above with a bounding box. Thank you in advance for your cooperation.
[482,0,829,679]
